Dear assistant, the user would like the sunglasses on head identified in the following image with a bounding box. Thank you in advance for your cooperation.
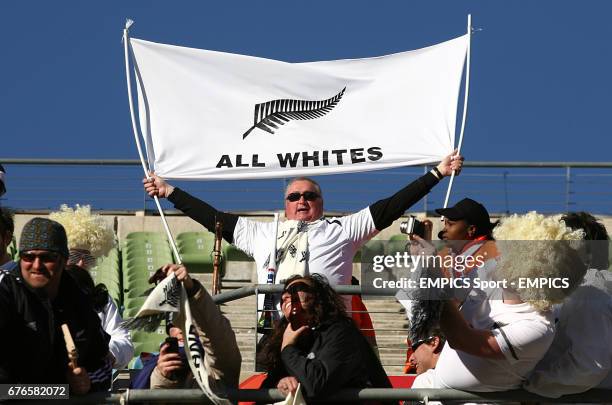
[286,191,320,202]
[411,336,435,352]
[283,281,314,296]
[68,250,97,269]
[20,251,60,264]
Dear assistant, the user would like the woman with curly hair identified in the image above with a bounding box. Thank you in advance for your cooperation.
[258,274,391,402]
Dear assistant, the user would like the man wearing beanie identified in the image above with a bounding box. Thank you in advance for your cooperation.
[0,218,111,394]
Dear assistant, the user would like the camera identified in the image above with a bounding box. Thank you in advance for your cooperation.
[165,336,179,354]
[399,216,426,238]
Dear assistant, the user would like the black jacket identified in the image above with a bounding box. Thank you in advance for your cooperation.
[0,266,111,391]
[263,317,392,401]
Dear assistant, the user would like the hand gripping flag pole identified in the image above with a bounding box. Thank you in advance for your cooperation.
[123,20,230,405]
[442,14,472,210]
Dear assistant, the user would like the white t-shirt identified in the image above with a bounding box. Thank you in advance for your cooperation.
[233,208,377,308]
[233,208,377,286]
[433,287,555,392]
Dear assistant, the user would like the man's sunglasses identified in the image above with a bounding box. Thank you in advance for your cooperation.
[411,336,435,352]
[20,251,60,264]
[286,191,320,202]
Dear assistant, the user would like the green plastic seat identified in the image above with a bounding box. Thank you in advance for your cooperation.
[7,236,17,260]
[131,330,166,356]
[123,255,173,280]
[123,284,152,300]
[175,232,220,274]
[387,239,409,257]
[125,232,168,243]
[223,242,253,262]
[352,249,362,263]
[361,240,385,262]
[177,231,215,245]
[389,234,408,243]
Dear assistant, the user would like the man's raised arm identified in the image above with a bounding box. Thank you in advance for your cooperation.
[368,151,464,231]
[143,173,238,243]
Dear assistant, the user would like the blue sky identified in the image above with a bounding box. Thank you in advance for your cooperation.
[2,1,612,213]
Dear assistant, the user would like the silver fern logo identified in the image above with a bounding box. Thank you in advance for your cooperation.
[242,87,346,139]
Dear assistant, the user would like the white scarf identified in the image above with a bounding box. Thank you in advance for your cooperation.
[266,219,322,283]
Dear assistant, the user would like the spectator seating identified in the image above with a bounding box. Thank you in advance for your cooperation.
[7,236,18,260]
[89,247,122,305]
[122,232,175,320]
[387,234,409,257]
[176,231,224,275]
[223,241,254,263]
[361,239,385,263]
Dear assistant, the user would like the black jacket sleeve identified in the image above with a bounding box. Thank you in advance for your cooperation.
[168,188,239,243]
[368,172,440,231]
[280,321,363,397]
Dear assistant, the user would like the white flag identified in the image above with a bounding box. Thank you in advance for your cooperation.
[130,35,468,180]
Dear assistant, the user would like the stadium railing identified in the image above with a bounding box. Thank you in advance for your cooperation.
[72,284,608,404]
[63,387,612,403]
[3,159,612,215]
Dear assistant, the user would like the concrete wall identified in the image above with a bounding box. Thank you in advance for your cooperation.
[11,211,612,282]
[13,210,612,245]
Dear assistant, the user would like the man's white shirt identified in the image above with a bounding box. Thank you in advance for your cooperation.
[232,207,378,310]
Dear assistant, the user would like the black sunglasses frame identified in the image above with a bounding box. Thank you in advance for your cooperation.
[286,191,320,202]
[20,251,61,264]
[411,336,435,352]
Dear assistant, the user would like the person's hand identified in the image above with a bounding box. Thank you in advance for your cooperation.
[149,264,194,292]
[409,235,436,257]
[143,171,174,198]
[277,376,299,396]
[436,150,464,177]
[66,364,91,395]
[281,322,309,351]
[156,343,184,379]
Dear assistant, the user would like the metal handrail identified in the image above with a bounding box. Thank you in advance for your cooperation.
[66,387,612,403]
[213,284,394,304]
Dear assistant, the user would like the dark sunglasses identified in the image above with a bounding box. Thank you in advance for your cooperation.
[286,191,320,202]
[411,336,435,352]
[20,251,60,264]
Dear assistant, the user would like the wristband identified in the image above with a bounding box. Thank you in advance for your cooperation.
[430,167,443,180]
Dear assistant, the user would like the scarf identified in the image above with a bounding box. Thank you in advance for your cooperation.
[264,219,322,283]
[122,274,230,405]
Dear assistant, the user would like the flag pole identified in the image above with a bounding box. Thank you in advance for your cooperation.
[442,14,472,209]
[122,20,182,264]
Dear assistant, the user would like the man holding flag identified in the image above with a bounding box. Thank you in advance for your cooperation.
[143,151,463,300]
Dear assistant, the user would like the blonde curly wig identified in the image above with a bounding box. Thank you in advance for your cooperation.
[493,211,586,311]
[49,204,115,258]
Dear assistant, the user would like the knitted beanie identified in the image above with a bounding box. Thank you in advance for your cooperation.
[19,217,69,258]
